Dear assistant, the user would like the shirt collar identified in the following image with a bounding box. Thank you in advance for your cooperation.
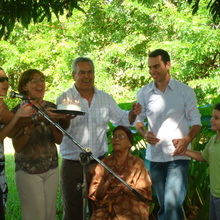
[72,84,98,96]
[167,77,175,91]
[150,76,175,92]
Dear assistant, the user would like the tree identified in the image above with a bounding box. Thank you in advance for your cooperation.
[187,0,220,23]
[1,1,219,218]
[0,0,85,39]
[0,0,219,40]
[1,0,219,108]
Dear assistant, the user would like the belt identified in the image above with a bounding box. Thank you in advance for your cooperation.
[64,155,105,164]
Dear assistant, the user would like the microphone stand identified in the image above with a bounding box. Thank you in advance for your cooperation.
[28,101,151,219]
[77,151,91,220]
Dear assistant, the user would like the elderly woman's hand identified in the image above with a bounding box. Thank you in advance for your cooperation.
[107,185,124,195]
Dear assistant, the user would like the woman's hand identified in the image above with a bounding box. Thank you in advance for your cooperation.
[46,107,67,119]
[107,185,124,195]
[15,103,35,118]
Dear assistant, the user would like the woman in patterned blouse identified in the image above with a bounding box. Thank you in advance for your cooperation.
[12,69,64,220]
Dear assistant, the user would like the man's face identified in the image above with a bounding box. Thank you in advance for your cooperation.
[148,55,170,83]
[73,61,95,91]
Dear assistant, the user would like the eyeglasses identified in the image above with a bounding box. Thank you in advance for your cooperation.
[0,77,9,82]
[111,134,127,140]
[29,78,45,84]
[77,70,94,75]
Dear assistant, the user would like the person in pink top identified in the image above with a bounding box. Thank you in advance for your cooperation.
[0,67,33,220]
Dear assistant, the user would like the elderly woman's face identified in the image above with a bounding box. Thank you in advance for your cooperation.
[111,129,131,152]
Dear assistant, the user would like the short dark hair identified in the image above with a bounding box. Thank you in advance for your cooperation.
[149,49,170,64]
[214,103,220,111]
[18,69,45,95]
[113,125,134,145]
[72,57,95,74]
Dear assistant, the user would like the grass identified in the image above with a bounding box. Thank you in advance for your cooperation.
[5,153,63,220]
[4,136,210,220]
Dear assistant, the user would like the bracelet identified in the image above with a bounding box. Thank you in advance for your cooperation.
[23,127,32,135]
[23,130,31,135]
[31,113,40,125]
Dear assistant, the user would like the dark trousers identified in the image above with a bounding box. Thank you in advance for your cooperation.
[61,158,98,220]
[0,188,4,220]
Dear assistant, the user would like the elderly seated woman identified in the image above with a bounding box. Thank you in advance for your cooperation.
[89,125,152,220]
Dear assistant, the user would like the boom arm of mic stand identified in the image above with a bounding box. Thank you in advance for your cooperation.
[29,102,86,153]
[90,155,151,204]
[29,102,151,204]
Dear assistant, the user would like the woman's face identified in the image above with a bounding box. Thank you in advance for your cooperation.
[111,129,131,153]
[23,73,45,100]
[0,69,9,96]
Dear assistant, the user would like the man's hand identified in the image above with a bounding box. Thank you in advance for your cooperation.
[172,136,191,156]
[131,102,142,115]
[144,131,160,145]
[129,103,142,124]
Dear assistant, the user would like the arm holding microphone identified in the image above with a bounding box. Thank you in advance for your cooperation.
[8,91,68,138]
[12,105,63,152]
[10,96,64,152]
[0,99,33,142]
[0,92,35,139]
[7,91,39,138]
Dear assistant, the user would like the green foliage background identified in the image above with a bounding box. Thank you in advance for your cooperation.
[0,0,219,107]
[1,0,220,219]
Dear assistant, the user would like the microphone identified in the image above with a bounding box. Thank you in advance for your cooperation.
[9,91,35,100]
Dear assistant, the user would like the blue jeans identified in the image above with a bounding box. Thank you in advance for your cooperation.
[210,194,220,220]
[149,160,189,220]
